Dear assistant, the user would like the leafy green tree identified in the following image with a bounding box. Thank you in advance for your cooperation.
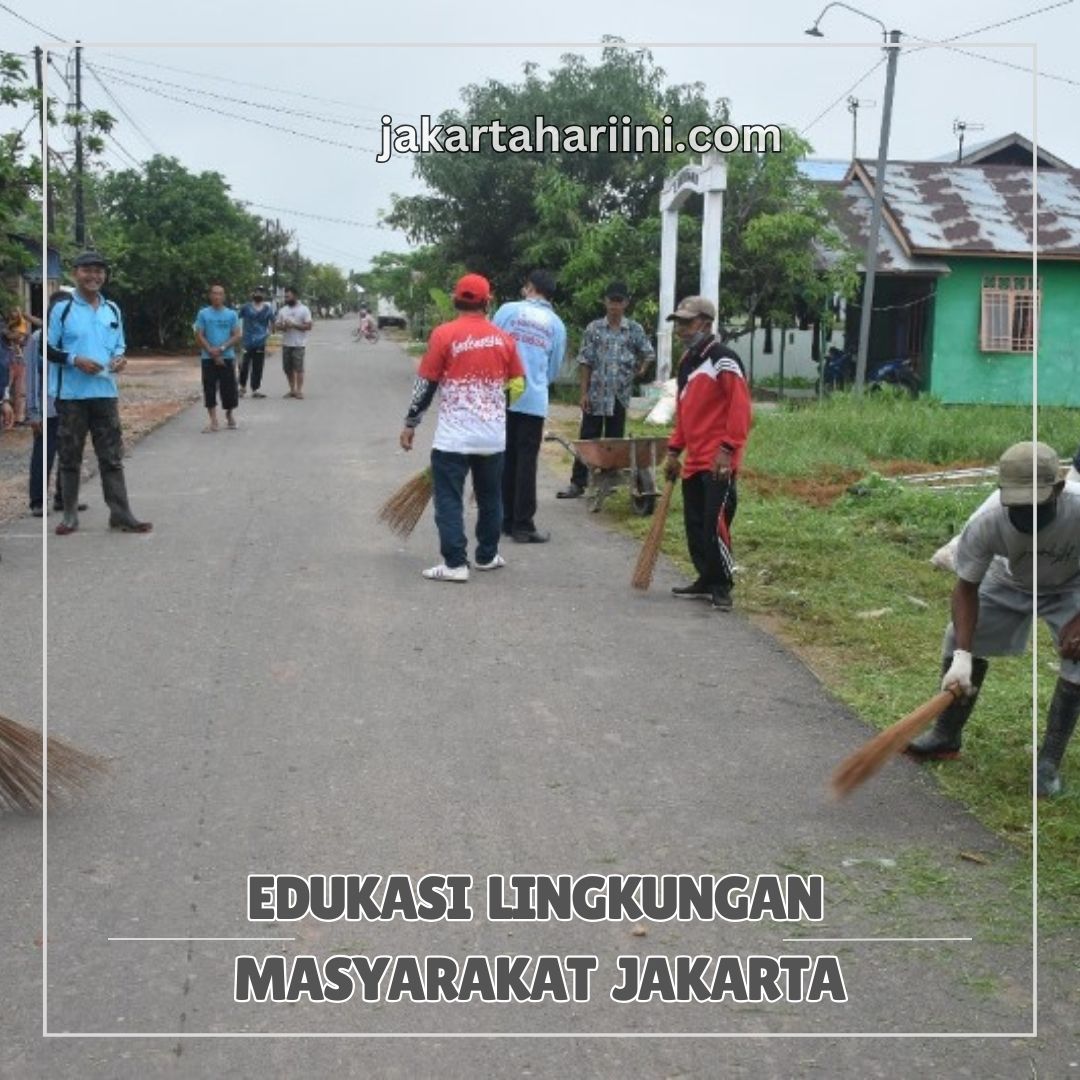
[91,155,263,347]
[307,262,350,313]
[384,40,722,298]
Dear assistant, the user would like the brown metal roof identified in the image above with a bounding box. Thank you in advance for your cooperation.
[854,161,1080,259]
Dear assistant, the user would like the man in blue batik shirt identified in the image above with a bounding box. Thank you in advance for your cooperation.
[238,288,275,398]
[47,251,151,536]
[493,269,566,543]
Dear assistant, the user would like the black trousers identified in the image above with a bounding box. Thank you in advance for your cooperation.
[56,397,135,522]
[202,361,239,409]
[570,401,626,490]
[502,411,545,533]
[681,471,738,589]
[30,415,60,508]
[240,345,265,390]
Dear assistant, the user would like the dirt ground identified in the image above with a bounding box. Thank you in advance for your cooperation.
[0,356,201,526]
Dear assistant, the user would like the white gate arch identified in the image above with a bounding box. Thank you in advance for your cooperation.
[657,149,727,381]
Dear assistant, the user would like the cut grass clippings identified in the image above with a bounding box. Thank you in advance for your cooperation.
[566,394,1078,927]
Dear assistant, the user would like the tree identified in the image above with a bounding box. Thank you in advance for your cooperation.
[90,156,264,347]
[307,263,349,313]
[383,40,722,299]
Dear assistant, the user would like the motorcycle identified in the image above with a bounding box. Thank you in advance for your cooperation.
[818,346,856,391]
[868,357,920,398]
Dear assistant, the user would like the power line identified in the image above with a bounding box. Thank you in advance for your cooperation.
[84,62,162,154]
[801,1,1077,138]
[904,39,1080,87]
[239,201,394,230]
[800,58,886,135]
[97,49,394,120]
[89,60,382,132]
[98,69,379,154]
[0,1,64,42]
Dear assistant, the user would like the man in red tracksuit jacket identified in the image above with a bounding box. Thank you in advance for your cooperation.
[662,296,752,611]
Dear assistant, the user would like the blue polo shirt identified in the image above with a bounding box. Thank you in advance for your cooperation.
[46,291,125,401]
[492,297,566,418]
[194,305,240,362]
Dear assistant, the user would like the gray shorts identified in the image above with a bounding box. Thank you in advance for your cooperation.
[282,345,306,374]
[942,574,1080,681]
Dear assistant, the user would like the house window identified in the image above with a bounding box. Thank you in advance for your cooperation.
[980,275,1040,353]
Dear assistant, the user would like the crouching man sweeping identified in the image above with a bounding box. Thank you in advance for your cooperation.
[908,441,1080,797]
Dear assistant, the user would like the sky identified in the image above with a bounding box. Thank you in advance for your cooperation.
[3,0,1078,278]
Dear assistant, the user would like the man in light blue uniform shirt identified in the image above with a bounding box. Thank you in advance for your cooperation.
[47,251,151,535]
[492,269,566,543]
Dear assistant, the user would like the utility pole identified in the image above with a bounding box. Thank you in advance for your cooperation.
[34,47,54,237]
[852,29,900,395]
[74,41,85,248]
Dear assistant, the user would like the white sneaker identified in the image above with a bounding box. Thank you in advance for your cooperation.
[475,553,506,571]
[421,563,469,582]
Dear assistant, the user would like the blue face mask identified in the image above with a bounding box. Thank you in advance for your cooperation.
[1007,499,1057,534]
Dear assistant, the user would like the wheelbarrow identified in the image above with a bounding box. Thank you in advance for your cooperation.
[544,432,670,515]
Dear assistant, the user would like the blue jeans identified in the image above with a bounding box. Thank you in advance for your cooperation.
[430,449,504,568]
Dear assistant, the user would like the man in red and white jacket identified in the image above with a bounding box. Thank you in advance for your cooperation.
[662,296,752,611]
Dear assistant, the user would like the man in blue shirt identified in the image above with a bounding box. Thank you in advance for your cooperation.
[238,288,275,398]
[47,251,151,536]
[492,269,566,543]
[194,284,243,432]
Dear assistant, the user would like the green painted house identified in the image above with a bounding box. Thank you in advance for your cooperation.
[826,143,1080,406]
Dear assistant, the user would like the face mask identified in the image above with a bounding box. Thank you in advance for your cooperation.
[1007,500,1057,534]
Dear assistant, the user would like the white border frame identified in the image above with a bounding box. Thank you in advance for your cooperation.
[39,38,1036,1041]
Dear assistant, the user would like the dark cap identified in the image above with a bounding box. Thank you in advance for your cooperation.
[72,250,109,269]
[605,281,629,300]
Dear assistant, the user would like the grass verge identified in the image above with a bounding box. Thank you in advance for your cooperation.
[556,395,1078,927]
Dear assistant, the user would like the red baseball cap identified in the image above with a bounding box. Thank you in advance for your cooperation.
[453,273,491,304]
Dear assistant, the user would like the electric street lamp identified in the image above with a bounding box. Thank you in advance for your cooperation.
[806,2,901,396]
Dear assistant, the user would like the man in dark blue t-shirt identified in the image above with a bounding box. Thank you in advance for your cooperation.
[238,288,275,398]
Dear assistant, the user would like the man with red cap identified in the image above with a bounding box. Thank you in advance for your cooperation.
[398,274,525,582]
[663,296,751,611]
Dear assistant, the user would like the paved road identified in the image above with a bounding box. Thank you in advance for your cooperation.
[0,321,1073,1077]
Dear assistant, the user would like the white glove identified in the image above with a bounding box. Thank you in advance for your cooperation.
[942,649,973,696]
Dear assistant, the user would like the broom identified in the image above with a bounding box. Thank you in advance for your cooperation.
[829,687,962,799]
[0,713,108,812]
[377,467,433,538]
[631,478,677,590]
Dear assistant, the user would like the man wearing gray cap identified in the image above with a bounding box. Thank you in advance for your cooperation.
[662,296,751,611]
[908,441,1080,797]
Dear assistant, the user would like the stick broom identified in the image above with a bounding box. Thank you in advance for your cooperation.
[0,714,108,813]
[631,478,677,590]
[830,688,961,799]
[377,467,434,539]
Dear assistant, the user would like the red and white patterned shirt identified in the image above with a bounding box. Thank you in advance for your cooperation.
[419,312,525,454]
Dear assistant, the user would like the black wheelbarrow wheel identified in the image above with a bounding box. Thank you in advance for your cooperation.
[631,467,658,516]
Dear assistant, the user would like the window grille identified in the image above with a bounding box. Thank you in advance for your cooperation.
[980,275,1040,353]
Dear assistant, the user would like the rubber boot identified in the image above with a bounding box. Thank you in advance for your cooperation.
[907,656,990,759]
[101,465,148,531]
[58,464,81,534]
[1037,678,1080,798]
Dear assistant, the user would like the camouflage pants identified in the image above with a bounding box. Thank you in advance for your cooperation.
[56,397,135,523]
